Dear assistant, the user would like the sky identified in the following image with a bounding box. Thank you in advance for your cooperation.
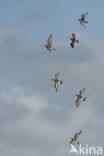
[0,0,104,156]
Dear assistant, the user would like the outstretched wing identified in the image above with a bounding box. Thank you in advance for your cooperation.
[77,130,82,138]
[80,88,85,96]
[75,130,82,139]
[74,132,79,138]
[76,97,81,108]
[81,12,88,19]
[72,33,76,39]
[70,138,74,145]
[55,72,59,79]
[54,82,58,92]
[47,34,52,47]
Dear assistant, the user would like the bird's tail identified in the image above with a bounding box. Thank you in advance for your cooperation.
[85,21,88,23]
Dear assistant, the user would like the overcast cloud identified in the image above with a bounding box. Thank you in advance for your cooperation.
[0,0,104,156]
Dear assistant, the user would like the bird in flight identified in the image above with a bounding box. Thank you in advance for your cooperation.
[44,34,56,52]
[69,33,78,48]
[76,88,87,108]
[50,72,63,92]
[77,12,88,28]
[70,130,82,145]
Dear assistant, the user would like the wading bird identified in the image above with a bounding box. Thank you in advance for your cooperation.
[77,12,88,28]
[69,33,78,48]
[50,72,63,92]
[44,34,56,52]
[70,130,82,145]
[76,88,87,108]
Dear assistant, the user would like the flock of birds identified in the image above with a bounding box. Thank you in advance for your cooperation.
[44,12,88,51]
[44,12,88,146]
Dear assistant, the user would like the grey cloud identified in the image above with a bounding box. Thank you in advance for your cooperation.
[0,26,104,156]
[0,88,103,156]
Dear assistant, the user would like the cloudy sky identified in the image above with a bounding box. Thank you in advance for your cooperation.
[0,0,104,156]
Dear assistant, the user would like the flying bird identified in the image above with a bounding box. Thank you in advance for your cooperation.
[50,72,63,92]
[76,88,86,108]
[69,33,78,48]
[44,34,56,52]
[70,130,82,145]
[77,12,88,28]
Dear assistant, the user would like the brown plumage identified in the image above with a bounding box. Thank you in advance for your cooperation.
[69,33,78,48]
[44,34,56,51]
[76,88,86,108]
[77,12,88,28]
[50,72,63,92]
[70,130,82,145]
